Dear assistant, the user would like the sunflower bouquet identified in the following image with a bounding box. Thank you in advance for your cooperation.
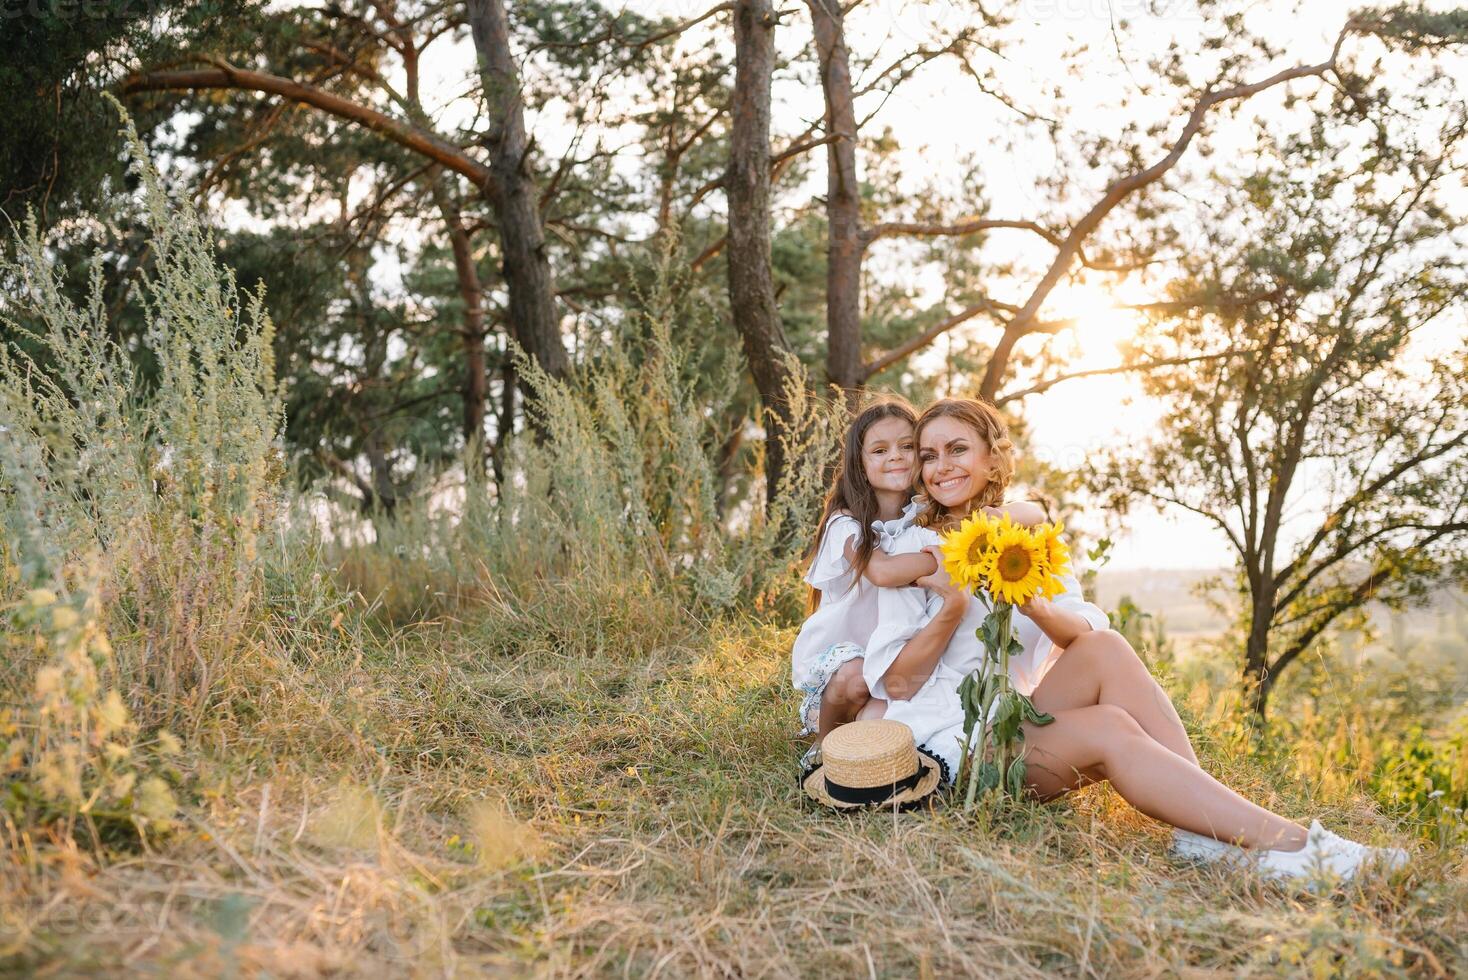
[939,512,1072,811]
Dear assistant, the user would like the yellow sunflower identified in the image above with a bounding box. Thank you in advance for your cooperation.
[984,523,1047,605]
[1036,522,1072,599]
[939,511,1003,588]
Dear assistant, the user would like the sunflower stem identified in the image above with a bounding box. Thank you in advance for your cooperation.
[997,602,1012,798]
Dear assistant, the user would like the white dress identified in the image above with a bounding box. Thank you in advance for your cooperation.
[862,524,1110,781]
[791,500,922,736]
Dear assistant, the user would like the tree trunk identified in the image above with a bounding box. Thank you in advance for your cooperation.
[1243,592,1275,720]
[807,0,863,394]
[430,180,489,473]
[491,356,516,485]
[727,0,797,511]
[465,0,570,385]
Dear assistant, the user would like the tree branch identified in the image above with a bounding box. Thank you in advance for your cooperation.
[858,301,1088,382]
[975,27,1356,399]
[119,66,496,195]
[992,351,1243,405]
[861,217,1061,249]
[1272,429,1468,612]
[531,2,735,52]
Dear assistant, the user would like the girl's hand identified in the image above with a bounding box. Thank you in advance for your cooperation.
[916,547,968,613]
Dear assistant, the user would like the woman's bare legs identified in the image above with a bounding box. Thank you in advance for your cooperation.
[1022,704,1308,851]
[1033,629,1200,766]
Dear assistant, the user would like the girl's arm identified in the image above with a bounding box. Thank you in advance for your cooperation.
[878,548,969,700]
[845,540,938,588]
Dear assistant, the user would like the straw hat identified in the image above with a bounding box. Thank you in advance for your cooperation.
[800,719,946,811]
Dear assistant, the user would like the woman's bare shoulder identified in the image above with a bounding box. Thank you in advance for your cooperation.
[994,499,1048,526]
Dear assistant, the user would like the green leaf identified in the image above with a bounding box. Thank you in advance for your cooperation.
[1006,757,1027,798]
[979,610,1004,651]
[958,673,981,733]
[990,696,1022,743]
[1019,696,1055,726]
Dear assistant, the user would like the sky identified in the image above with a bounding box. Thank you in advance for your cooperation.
[260,0,1465,570]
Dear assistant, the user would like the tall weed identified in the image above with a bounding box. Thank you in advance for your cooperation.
[331,245,841,629]
[0,100,283,726]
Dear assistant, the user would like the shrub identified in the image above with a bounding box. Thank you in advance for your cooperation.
[0,100,283,729]
[327,243,840,627]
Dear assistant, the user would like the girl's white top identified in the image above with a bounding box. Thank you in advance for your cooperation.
[790,500,923,693]
[862,524,1110,780]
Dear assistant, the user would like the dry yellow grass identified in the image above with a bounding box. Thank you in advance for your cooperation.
[2,591,1463,978]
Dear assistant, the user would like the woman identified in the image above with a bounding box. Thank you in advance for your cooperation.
[862,397,1407,883]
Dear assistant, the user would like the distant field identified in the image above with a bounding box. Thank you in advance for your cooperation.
[1092,568,1233,636]
[1092,568,1468,663]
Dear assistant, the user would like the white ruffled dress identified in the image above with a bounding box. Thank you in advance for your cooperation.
[791,500,922,736]
[862,523,1110,782]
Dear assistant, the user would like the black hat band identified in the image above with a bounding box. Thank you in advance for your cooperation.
[823,764,925,805]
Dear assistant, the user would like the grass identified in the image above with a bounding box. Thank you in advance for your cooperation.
[3,581,1463,978]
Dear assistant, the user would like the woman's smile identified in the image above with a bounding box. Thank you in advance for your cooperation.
[933,469,968,492]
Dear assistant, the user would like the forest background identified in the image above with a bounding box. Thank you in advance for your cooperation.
[1,0,1466,974]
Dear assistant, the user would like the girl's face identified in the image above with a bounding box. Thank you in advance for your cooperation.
[919,415,994,510]
[861,416,917,494]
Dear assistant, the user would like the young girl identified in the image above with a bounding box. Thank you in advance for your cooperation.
[793,398,1042,746]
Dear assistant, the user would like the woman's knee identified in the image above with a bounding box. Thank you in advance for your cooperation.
[1081,704,1160,773]
[1070,629,1147,674]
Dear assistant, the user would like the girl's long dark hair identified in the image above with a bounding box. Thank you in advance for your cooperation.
[804,397,918,613]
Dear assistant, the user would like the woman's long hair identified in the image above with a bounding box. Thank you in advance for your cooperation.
[912,398,1015,532]
[804,397,918,613]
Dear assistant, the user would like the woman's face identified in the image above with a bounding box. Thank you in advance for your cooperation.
[861,416,917,494]
[919,415,993,511]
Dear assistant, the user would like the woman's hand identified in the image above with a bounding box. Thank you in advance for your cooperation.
[1018,593,1094,647]
[1018,594,1051,621]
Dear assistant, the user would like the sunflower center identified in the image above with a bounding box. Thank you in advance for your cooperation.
[995,544,1033,582]
[966,534,991,564]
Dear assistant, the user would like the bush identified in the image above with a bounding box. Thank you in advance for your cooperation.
[326,244,840,628]
[1373,717,1468,845]
[0,103,284,727]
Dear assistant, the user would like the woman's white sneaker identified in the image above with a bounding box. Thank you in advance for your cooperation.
[1170,827,1244,864]
[1253,820,1407,884]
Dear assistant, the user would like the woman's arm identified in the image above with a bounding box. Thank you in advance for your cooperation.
[1018,560,1110,648]
[847,540,938,588]
[878,547,969,700]
[1017,595,1095,648]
